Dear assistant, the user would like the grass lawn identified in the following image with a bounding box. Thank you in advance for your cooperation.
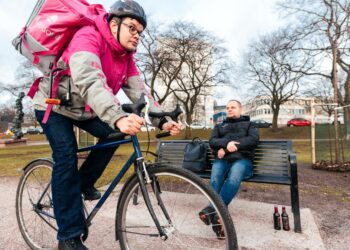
[0,127,322,182]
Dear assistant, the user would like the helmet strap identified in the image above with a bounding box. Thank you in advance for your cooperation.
[117,21,122,43]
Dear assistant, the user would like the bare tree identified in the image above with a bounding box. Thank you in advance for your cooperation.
[0,104,15,132]
[137,21,193,105]
[166,22,232,137]
[304,78,338,117]
[0,59,40,97]
[243,29,306,129]
[279,0,350,161]
[138,21,233,137]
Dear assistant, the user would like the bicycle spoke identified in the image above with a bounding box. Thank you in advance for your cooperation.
[16,161,57,250]
[117,166,237,249]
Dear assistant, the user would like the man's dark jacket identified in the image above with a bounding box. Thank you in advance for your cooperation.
[209,116,259,162]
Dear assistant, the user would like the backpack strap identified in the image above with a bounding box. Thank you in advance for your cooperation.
[27,77,43,98]
[42,69,71,124]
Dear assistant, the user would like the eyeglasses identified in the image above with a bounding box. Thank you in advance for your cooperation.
[122,23,144,38]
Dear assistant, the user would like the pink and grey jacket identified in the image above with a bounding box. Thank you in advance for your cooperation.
[33,13,163,128]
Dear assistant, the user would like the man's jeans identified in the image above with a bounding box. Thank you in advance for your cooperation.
[210,158,252,206]
[35,110,118,240]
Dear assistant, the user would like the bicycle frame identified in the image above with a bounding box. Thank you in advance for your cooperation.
[34,133,170,239]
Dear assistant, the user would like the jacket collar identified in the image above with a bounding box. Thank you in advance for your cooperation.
[95,13,135,58]
[224,115,250,123]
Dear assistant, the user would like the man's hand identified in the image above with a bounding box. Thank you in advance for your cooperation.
[162,121,182,136]
[227,141,240,152]
[115,114,145,135]
[218,148,225,159]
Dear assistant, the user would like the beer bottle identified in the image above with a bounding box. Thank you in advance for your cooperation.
[273,206,281,230]
[281,206,290,231]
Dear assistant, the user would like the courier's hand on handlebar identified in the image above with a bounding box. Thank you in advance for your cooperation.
[110,94,185,139]
[115,114,145,135]
[161,121,181,136]
[149,104,184,138]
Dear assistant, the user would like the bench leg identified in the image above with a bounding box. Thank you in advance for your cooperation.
[290,179,302,233]
[291,184,301,233]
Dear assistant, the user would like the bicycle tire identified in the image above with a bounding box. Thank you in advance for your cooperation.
[16,159,57,250]
[116,165,238,250]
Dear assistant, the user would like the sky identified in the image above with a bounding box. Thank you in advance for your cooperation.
[0,0,281,105]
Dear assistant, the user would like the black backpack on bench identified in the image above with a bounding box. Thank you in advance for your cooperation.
[182,138,208,173]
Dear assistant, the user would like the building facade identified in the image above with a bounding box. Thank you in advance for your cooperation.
[159,86,215,127]
[241,95,336,125]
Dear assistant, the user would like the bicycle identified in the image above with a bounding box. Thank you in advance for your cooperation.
[15,95,238,250]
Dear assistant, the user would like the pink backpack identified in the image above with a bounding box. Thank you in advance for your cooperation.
[12,0,106,123]
[12,0,105,76]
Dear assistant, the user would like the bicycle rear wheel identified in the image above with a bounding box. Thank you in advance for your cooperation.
[116,165,237,250]
[16,159,57,250]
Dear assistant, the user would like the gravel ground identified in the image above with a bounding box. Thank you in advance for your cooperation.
[0,176,124,250]
[1,163,349,250]
[237,163,350,250]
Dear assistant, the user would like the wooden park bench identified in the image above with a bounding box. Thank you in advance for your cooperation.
[155,139,302,233]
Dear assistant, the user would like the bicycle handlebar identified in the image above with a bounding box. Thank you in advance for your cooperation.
[107,94,183,140]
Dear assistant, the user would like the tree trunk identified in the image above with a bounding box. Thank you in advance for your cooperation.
[185,116,192,139]
[343,73,350,140]
[272,106,280,130]
[331,46,341,162]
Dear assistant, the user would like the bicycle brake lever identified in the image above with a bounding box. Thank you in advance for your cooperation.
[143,96,152,125]
[179,106,190,128]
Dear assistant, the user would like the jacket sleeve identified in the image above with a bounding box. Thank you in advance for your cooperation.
[235,123,259,151]
[209,124,231,149]
[69,51,127,129]
[123,76,168,128]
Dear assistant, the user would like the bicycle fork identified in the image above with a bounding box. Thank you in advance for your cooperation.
[135,158,174,240]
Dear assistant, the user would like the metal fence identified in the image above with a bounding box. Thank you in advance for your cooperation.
[314,106,350,163]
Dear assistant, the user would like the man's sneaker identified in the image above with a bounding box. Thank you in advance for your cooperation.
[81,186,101,200]
[199,206,216,225]
[58,236,88,250]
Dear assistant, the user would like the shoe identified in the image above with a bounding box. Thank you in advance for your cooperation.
[58,236,89,250]
[212,214,225,238]
[81,186,101,201]
[199,206,216,225]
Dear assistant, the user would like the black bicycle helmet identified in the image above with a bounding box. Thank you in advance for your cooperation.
[109,0,147,28]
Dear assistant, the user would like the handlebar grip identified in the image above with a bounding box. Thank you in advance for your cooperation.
[156,131,171,139]
[107,132,126,140]
[148,111,164,118]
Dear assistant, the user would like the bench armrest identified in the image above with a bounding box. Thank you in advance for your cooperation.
[288,151,297,169]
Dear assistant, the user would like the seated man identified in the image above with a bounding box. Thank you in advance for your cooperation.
[199,99,259,236]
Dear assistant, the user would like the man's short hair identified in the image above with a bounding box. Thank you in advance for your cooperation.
[227,99,242,108]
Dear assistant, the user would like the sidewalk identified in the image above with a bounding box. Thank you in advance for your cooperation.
[0,177,325,250]
[87,188,325,250]
[228,199,325,249]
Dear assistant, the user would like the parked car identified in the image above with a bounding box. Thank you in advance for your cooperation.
[251,120,272,128]
[37,127,44,134]
[26,127,39,134]
[287,118,311,127]
[190,123,205,129]
[140,125,156,132]
[26,126,43,134]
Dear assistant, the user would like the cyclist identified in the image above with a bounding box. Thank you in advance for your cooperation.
[32,1,181,249]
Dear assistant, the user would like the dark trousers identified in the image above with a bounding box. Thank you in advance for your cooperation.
[35,110,118,240]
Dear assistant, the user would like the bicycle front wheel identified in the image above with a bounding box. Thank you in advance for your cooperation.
[116,165,237,250]
[16,159,57,250]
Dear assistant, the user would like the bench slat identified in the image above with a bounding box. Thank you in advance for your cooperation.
[156,140,293,185]
[156,139,301,232]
